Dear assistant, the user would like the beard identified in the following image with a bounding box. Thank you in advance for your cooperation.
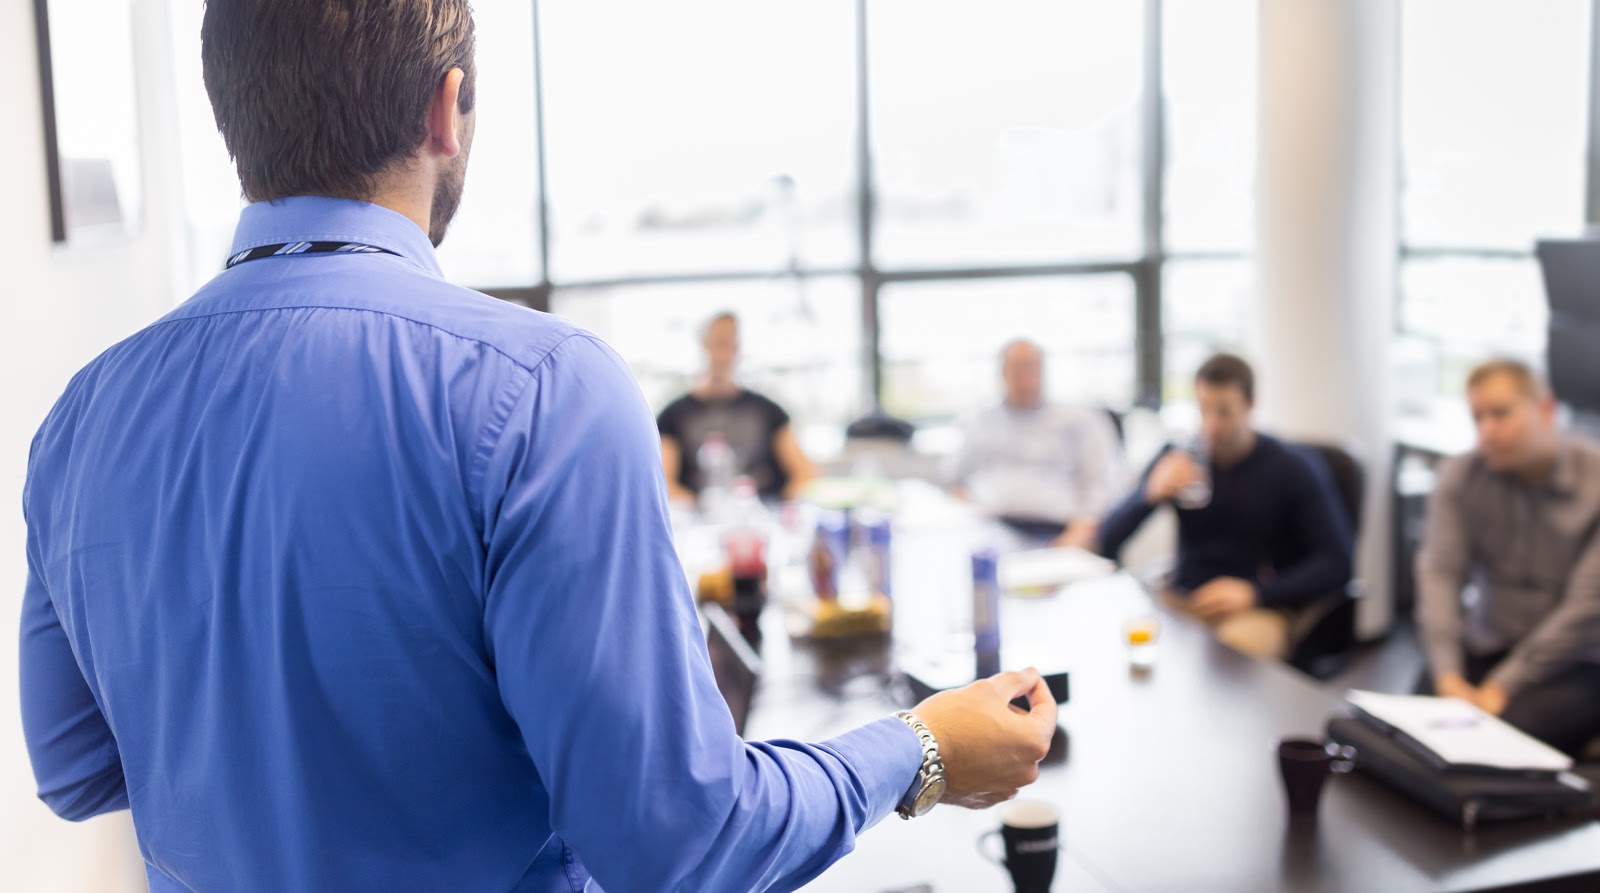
[428,150,468,248]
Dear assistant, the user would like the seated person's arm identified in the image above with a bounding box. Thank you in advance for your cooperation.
[1052,519,1099,550]
[1095,447,1179,560]
[20,560,130,821]
[1250,454,1354,610]
[944,416,982,501]
[658,435,696,504]
[1483,526,1600,701]
[1413,458,1475,696]
[772,424,815,500]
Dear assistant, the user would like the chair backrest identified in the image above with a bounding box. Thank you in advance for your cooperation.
[1102,406,1126,445]
[1538,238,1600,415]
[1295,442,1364,535]
[845,411,915,444]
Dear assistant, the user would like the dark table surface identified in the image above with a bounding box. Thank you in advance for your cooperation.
[744,568,1600,893]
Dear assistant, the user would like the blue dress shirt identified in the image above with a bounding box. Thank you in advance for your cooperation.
[21,197,920,892]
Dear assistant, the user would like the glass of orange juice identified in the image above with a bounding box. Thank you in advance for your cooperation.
[1123,614,1160,670]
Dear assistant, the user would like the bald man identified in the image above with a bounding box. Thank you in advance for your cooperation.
[948,339,1122,549]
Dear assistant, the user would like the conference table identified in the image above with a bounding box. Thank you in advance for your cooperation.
[692,482,1600,893]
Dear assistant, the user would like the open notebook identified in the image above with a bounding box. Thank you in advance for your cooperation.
[998,546,1115,594]
[1346,690,1574,774]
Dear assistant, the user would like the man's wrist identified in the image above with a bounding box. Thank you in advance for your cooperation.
[893,711,947,820]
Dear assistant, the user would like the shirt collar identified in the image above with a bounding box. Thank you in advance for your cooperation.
[228,196,444,279]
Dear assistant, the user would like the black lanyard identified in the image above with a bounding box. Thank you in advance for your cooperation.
[226,241,397,269]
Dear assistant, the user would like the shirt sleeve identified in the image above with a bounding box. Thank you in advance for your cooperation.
[1095,448,1167,561]
[476,336,921,893]
[19,530,129,821]
[1487,523,1600,694]
[1413,456,1474,681]
[1252,450,1354,609]
[946,412,985,489]
[759,391,792,434]
[1076,410,1124,519]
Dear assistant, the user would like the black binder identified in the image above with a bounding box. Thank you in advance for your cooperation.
[1326,716,1596,831]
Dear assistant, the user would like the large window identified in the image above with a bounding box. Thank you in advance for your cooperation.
[550,277,863,428]
[879,276,1138,421]
[170,1,1263,428]
[1161,259,1255,400]
[433,2,541,287]
[539,1,857,281]
[1158,0,1259,398]
[867,1,1143,270]
[1398,0,1592,389]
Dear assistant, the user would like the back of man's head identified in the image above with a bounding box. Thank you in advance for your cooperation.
[202,0,477,203]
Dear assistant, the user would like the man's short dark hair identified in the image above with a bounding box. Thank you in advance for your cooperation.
[1195,353,1255,404]
[202,0,477,203]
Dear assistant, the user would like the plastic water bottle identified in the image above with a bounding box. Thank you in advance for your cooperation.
[698,432,737,520]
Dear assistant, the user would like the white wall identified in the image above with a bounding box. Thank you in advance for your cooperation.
[1,1,188,888]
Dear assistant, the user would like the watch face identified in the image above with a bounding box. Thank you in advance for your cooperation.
[913,776,947,815]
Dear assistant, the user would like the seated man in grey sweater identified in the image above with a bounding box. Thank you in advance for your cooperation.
[1415,358,1600,757]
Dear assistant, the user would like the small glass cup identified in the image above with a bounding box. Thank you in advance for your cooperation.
[1124,614,1161,671]
[1175,439,1212,510]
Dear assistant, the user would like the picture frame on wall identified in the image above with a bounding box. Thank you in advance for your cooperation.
[32,0,144,245]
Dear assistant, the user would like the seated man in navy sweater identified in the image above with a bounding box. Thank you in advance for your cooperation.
[1097,354,1353,658]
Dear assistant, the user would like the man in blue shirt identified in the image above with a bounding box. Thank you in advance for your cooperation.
[19,3,1055,891]
[1097,354,1353,659]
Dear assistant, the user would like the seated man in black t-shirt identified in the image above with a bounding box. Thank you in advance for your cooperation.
[657,312,815,503]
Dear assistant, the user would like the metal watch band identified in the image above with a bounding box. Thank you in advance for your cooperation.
[893,710,946,819]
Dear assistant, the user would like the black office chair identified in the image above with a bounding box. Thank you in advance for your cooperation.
[845,409,915,444]
[1287,442,1364,680]
[1101,406,1126,446]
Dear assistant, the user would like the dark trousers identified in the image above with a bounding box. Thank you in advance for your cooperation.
[1415,652,1600,759]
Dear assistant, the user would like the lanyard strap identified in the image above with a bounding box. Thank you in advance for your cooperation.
[226,241,397,269]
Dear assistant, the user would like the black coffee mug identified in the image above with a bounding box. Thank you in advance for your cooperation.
[978,800,1059,893]
[1277,737,1356,818]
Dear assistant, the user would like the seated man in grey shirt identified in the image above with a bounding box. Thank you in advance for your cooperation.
[948,339,1122,549]
[1415,358,1600,757]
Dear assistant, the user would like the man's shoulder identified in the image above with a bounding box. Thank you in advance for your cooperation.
[658,392,702,421]
[179,261,597,376]
[327,270,593,374]
[1561,432,1600,463]
[1433,450,1485,492]
[737,388,788,417]
[1258,435,1338,489]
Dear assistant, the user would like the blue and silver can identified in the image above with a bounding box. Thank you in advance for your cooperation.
[972,548,1001,678]
[860,513,892,597]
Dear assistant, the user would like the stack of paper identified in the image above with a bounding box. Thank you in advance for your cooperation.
[1346,690,1573,774]
[998,547,1116,594]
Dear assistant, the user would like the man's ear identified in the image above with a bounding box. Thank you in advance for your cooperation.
[426,68,466,158]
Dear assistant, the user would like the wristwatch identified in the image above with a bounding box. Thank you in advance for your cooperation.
[893,711,948,819]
